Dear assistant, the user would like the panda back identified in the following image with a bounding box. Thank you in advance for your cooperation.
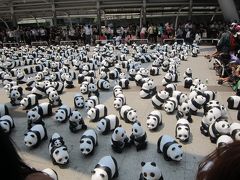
[97,156,116,178]
[159,135,175,152]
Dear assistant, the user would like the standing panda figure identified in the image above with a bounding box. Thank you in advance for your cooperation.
[9,86,23,106]
[139,162,164,180]
[192,47,198,57]
[111,126,130,153]
[208,119,230,143]
[157,135,183,161]
[69,110,87,133]
[52,81,65,94]
[176,102,192,123]
[24,124,48,148]
[91,155,119,180]
[74,94,85,109]
[230,123,240,141]
[113,85,123,97]
[146,110,162,130]
[79,129,98,155]
[175,119,190,143]
[161,73,172,86]
[0,104,9,117]
[188,95,206,115]
[0,115,15,134]
[118,78,129,89]
[227,96,240,110]
[88,82,100,97]
[151,90,169,109]
[164,97,178,114]
[119,105,138,124]
[87,104,108,122]
[48,90,62,107]
[140,82,152,99]
[165,83,176,97]
[96,115,119,135]
[64,74,74,88]
[216,135,233,148]
[85,95,99,111]
[113,93,126,110]
[130,122,147,151]
[48,133,69,166]
[54,105,71,123]
[20,94,38,110]
[184,77,192,89]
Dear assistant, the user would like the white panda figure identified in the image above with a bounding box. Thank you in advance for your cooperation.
[0,115,15,134]
[209,119,230,143]
[119,105,138,124]
[87,104,108,122]
[96,115,119,135]
[150,66,161,76]
[176,102,192,123]
[183,68,192,79]
[91,155,119,180]
[48,133,69,166]
[9,85,23,106]
[184,77,193,89]
[48,90,62,107]
[188,95,206,115]
[227,96,240,110]
[85,95,99,111]
[175,118,190,143]
[130,122,147,151]
[31,82,46,99]
[230,123,240,141]
[172,91,188,105]
[192,47,198,57]
[161,73,172,86]
[74,94,85,109]
[80,81,89,94]
[113,85,123,97]
[24,124,48,148]
[203,91,217,103]
[139,161,164,180]
[216,135,233,148]
[16,70,27,84]
[41,168,58,180]
[55,105,71,123]
[69,110,87,133]
[151,90,169,109]
[113,93,126,110]
[28,102,52,117]
[97,79,111,90]
[20,94,38,110]
[88,82,100,97]
[111,126,130,153]
[64,74,74,88]
[164,97,178,114]
[200,111,217,137]
[79,129,98,155]
[140,82,152,99]
[157,135,183,161]
[146,110,162,130]
[203,100,220,114]
[165,83,176,97]
[0,104,9,117]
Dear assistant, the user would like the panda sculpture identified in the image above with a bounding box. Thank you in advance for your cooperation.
[79,129,98,155]
[209,119,230,143]
[69,110,87,133]
[0,115,15,134]
[54,105,71,123]
[113,85,123,97]
[188,95,206,115]
[140,82,153,99]
[9,86,23,106]
[28,102,52,117]
[151,90,169,109]
[24,124,48,148]
[20,94,38,110]
[87,104,108,122]
[64,74,74,88]
[0,104,9,117]
[97,79,111,90]
[85,95,99,111]
[227,96,240,110]
[111,126,130,153]
[165,83,176,97]
[80,81,89,94]
[48,90,62,107]
[176,102,192,123]
[113,93,126,110]
[139,162,164,180]
[157,135,183,161]
[175,118,190,143]
[130,122,147,151]
[184,77,193,89]
[31,82,46,99]
[183,68,192,79]
[119,105,138,124]
[150,66,161,76]
[230,123,240,141]
[48,133,69,166]
[216,135,233,148]
[52,81,64,94]
[41,168,58,180]
[161,73,172,86]
[146,110,162,130]
[74,94,85,109]
[96,115,119,135]
[88,82,100,97]
[164,97,178,114]
[91,155,118,180]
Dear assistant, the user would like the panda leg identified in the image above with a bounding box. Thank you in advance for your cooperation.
[210,136,217,144]
[237,110,240,121]
[163,153,172,161]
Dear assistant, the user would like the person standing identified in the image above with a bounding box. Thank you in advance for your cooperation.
[84,24,92,45]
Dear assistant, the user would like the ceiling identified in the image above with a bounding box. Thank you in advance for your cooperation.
[0,0,239,21]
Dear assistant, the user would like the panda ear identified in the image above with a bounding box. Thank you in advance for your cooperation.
[151,162,156,167]
[179,145,182,148]
[115,130,118,134]
[119,124,122,127]
[137,122,141,126]
[24,133,28,136]
[26,110,29,113]
[91,170,95,174]
[141,162,145,167]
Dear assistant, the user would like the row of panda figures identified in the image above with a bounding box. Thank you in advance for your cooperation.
[0,41,239,180]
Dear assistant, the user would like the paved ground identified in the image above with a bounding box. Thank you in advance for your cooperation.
[2,45,239,180]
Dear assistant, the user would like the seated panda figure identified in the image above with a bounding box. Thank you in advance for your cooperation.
[130,122,147,151]
[176,102,192,123]
[48,132,69,166]
[151,90,169,109]
[9,85,23,106]
[74,94,85,109]
[184,77,193,89]
[48,90,62,107]
[91,156,119,180]
[227,96,240,110]
[139,161,164,180]
[88,82,99,97]
[64,74,74,88]
[0,115,15,134]
[69,110,87,133]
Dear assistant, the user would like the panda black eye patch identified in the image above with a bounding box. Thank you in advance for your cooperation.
[150,173,155,177]
[30,134,35,138]
[172,147,176,151]
[87,140,91,144]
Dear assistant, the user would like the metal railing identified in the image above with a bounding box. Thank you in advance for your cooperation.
[3,42,20,47]
[31,41,48,46]
[199,38,219,44]
[95,39,114,45]
[163,38,184,44]
[60,40,78,45]
[129,39,148,45]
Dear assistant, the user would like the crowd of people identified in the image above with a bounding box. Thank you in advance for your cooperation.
[205,22,240,94]
[0,20,231,46]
